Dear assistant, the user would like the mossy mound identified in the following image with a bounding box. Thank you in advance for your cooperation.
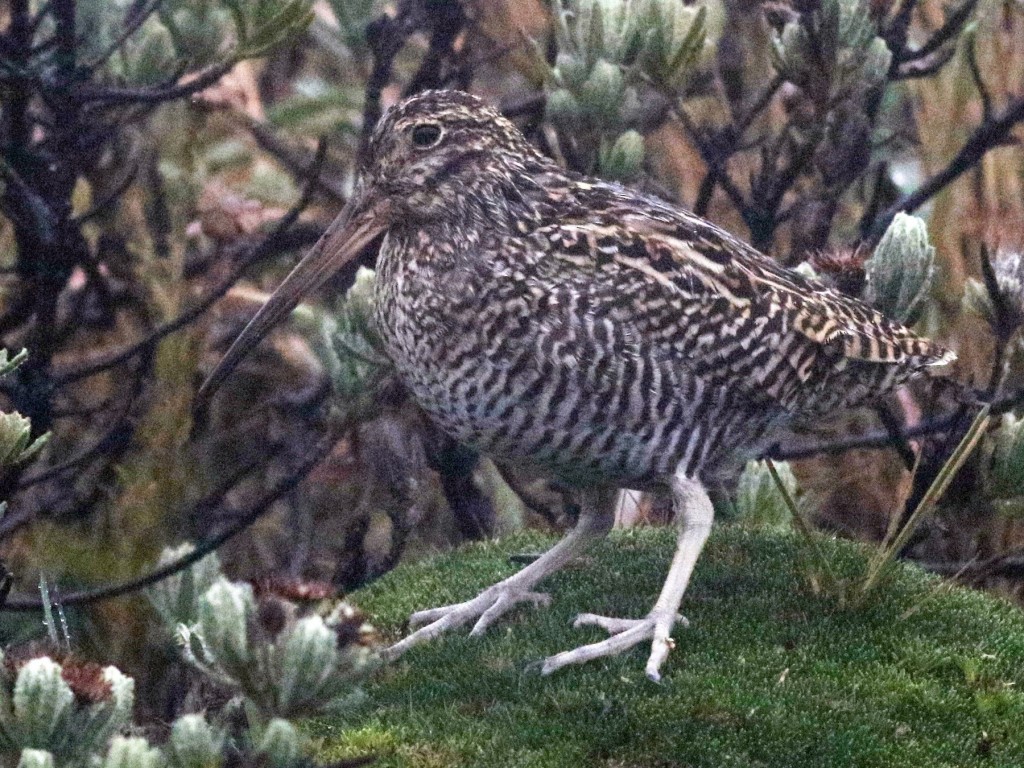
[311,527,1024,767]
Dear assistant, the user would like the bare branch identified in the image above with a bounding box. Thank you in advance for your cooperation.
[0,425,341,612]
[868,95,1024,240]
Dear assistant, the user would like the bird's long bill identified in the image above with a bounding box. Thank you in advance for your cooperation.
[196,193,388,409]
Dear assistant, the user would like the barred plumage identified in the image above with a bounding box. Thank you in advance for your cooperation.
[368,91,950,489]
[202,90,954,680]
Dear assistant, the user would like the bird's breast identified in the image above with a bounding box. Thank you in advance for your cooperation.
[372,242,778,486]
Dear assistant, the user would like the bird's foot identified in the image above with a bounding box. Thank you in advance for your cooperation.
[381,583,551,661]
[541,609,689,682]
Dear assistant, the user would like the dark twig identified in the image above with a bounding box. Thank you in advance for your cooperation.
[0,425,342,612]
[82,0,164,71]
[896,0,977,65]
[54,141,329,385]
[965,33,993,122]
[769,384,1024,461]
[868,95,1024,240]
[360,10,415,162]
[77,61,235,107]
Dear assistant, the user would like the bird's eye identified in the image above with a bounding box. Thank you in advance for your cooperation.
[411,123,443,149]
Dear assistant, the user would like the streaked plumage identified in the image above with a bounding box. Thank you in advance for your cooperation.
[201,90,953,680]
[368,91,949,488]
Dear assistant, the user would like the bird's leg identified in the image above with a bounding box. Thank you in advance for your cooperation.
[541,473,714,681]
[381,488,615,662]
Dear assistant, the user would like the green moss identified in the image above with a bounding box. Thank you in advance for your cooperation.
[311,528,1024,767]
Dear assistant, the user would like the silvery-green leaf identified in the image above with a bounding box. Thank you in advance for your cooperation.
[101,737,164,768]
[197,580,254,673]
[17,749,54,768]
[734,461,797,528]
[166,714,224,768]
[990,415,1024,500]
[0,412,32,466]
[257,719,301,768]
[275,617,337,716]
[864,212,936,324]
[12,657,73,745]
[102,666,134,736]
[0,349,27,378]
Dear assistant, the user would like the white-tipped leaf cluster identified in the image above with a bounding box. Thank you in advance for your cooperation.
[174,578,373,720]
[543,0,711,180]
[772,0,891,101]
[146,545,223,629]
[0,653,134,765]
[864,213,937,325]
[0,350,48,470]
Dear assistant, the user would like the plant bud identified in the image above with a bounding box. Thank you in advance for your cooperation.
[860,36,892,87]
[101,737,164,768]
[258,719,302,768]
[599,130,645,181]
[128,22,176,86]
[17,751,55,768]
[579,59,625,125]
[864,212,936,324]
[555,52,589,90]
[167,714,224,768]
[12,657,74,744]
[545,88,584,130]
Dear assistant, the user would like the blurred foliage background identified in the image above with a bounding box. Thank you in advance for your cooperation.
[1,0,1024,740]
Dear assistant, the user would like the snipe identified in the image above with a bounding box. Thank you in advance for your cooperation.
[200,90,953,680]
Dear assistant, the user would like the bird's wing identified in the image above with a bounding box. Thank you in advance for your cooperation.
[533,193,952,412]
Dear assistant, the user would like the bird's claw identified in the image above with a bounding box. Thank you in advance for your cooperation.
[541,610,688,682]
[381,584,551,661]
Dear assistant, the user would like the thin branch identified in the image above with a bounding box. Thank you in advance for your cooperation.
[768,381,1024,461]
[897,0,977,65]
[359,10,415,161]
[82,0,164,71]
[54,142,330,385]
[0,425,342,612]
[868,95,1024,240]
[77,60,235,107]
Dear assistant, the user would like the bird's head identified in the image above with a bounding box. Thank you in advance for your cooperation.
[196,90,544,408]
[360,89,547,222]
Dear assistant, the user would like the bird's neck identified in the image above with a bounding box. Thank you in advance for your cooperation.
[391,164,559,251]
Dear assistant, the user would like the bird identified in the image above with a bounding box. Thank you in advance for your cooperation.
[198,89,954,681]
